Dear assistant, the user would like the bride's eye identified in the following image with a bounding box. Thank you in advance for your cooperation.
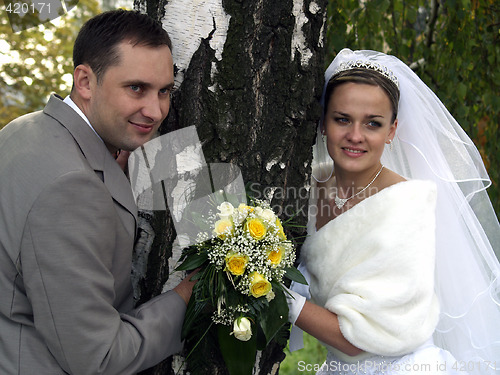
[335,117,350,125]
[367,120,382,128]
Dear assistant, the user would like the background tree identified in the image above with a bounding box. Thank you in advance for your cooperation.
[132,0,326,374]
[0,0,101,127]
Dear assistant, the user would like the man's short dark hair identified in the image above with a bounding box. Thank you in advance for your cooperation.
[73,9,172,83]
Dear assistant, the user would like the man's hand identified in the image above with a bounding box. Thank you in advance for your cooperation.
[114,150,130,174]
[173,270,198,305]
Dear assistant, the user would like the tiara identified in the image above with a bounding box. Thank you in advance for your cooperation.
[331,60,399,88]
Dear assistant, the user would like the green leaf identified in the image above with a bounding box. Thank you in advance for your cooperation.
[258,289,289,348]
[181,289,208,339]
[175,252,209,271]
[217,324,257,375]
[255,323,267,351]
[284,267,308,285]
[457,82,467,100]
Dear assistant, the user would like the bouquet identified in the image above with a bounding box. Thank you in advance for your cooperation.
[176,198,306,374]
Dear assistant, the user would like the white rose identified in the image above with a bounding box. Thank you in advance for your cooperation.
[217,202,234,220]
[260,208,276,222]
[232,317,252,341]
[235,203,251,224]
[237,203,251,214]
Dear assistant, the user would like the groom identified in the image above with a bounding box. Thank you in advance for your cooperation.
[0,10,194,374]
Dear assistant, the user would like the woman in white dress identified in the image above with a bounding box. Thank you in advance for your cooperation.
[286,49,500,375]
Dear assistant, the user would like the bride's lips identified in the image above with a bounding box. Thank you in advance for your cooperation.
[130,121,154,134]
[342,147,366,158]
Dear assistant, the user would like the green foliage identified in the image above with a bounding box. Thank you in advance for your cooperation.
[0,0,101,128]
[326,0,500,218]
[280,331,328,374]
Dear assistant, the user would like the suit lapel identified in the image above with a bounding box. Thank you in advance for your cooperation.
[43,95,138,225]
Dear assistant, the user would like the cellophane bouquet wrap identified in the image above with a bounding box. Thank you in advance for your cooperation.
[176,199,306,375]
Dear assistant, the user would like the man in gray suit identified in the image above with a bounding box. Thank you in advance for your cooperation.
[0,10,195,374]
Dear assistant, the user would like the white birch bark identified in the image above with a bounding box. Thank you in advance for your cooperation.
[133,1,327,373]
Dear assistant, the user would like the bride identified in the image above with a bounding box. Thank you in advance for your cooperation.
[286,49,500,374]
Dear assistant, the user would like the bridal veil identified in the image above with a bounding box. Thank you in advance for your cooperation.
[311,49,500,374]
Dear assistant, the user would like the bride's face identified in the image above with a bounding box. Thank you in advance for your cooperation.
[323,82,397,175]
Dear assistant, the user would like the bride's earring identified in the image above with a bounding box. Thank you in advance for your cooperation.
[388,139,393,151]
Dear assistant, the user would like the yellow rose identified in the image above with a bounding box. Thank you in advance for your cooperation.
[245,218,266,240]
[267,245,284,267]
[225,252,249,276]
[249,271,272,298]
[275,218,286,240]
[214,218,234,239]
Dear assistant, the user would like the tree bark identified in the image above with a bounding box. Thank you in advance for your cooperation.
[133,0,326,373]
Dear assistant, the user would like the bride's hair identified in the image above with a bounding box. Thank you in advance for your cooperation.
[323,68,400,123]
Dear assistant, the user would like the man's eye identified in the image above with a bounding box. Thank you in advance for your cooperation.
[130,85,141,93]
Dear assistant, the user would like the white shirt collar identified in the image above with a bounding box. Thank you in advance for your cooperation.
[63,96,103,142]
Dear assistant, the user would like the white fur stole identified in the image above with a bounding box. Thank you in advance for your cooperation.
[303,180,440,360]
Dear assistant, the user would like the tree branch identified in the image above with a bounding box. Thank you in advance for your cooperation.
[389,0,399,55]
[409,1,439,73]
[425,0,440,48]
[409,57,425,71]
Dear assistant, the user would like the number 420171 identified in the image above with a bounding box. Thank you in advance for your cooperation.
[5,2,51,14]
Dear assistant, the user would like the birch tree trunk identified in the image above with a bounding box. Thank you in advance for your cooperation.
[132,0,326,373]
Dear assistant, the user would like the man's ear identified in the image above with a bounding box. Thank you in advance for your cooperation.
[73,64,94,100]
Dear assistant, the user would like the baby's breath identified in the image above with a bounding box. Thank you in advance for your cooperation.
[212,304,251,326]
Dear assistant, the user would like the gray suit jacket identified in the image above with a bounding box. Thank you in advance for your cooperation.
[0,95,186,374]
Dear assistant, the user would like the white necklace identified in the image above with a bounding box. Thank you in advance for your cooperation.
[334,165,384,209]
